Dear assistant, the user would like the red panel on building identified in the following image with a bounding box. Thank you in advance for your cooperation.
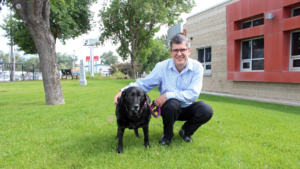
[265,72,283,82]
[282,72,300,83]
[265,0,283,11]
[264,32,284,71]
[234,72,264,82]
[226,0,300,83]
[283,0,300,7]
[283,16,300,31]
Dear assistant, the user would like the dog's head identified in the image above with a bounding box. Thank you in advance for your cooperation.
[119,87,151,117]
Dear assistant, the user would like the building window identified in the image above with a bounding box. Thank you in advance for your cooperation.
[241,18,264,29]
[241,37,264,71]
[292,7,300,17]
[290,31,300,71]
[198,47,211,75]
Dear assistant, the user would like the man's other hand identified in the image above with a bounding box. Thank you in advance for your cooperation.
[114,90,122,105]
[154,93,167,107]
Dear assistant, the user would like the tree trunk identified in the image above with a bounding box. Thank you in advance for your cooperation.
[131,56,136,79]
[11,0,65,105]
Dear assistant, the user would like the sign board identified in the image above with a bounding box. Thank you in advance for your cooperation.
[83,39,99,46]
[86,56,90,62]
[94,56,99,61]
[167,23,183,40]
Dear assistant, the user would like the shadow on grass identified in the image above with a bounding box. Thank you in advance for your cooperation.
[59,131,155,156]
[200,94,300,116]
[59,126,183,159]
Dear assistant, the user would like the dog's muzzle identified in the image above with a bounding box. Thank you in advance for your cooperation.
[132,104,140,114]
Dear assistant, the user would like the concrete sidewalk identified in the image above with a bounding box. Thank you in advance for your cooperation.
[201,91,300,107]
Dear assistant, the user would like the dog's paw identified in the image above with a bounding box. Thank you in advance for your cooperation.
[117,148,123,153]
[144,142,150,148]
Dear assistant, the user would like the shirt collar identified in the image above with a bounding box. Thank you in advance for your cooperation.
[169,58,193,72]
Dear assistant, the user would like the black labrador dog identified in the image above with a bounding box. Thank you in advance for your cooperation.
[115,86,151,153]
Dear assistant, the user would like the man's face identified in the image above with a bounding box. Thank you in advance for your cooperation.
[170,42,190,69]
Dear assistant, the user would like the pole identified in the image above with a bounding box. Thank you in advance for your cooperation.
[95,61,97,74]
[22,64,23,81]
[73,50,75,74]
[10,8,14,81]
[90,46,94,78]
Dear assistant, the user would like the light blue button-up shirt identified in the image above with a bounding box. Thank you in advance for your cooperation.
[121,58,204,107]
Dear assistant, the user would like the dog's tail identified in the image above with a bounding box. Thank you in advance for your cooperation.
[134,129,140,138]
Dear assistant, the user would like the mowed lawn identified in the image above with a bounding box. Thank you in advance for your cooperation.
[0,79,299,168]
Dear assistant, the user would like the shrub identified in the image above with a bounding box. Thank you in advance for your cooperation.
[113,68,125,79]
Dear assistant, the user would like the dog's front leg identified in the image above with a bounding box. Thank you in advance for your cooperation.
[117,127,125,153]
[142,126,150,148]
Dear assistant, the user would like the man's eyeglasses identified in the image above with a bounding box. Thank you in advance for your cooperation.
[171,48,188,54]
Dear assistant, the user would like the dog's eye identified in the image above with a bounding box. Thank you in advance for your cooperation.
[129,94,133,97]
[137,95,141,98]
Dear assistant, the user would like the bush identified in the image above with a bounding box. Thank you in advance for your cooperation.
[85,73,114,79]
[113,68,125,79]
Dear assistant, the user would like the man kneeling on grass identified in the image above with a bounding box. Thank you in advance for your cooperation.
[114,34,213,146]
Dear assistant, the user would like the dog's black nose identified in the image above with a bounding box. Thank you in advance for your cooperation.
[133,104,139,110]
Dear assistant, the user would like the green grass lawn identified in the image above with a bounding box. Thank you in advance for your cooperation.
[0,79,299,168]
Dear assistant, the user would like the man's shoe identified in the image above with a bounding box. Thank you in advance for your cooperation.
[179,127,193,143]
[159,134,171,146]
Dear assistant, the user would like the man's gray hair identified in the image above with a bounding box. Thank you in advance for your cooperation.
[170,34,190,49]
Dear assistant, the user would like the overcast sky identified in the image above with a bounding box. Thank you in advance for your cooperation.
[0,0,226,63]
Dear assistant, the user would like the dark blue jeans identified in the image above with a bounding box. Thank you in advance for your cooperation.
[161,99,213,139]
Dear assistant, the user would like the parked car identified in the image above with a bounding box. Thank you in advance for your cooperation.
[28,75,42,80]
[15,76,20,81]
[19,76,26,81]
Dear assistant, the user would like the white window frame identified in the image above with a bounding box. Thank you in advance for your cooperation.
[241,17,264,29]
[292,7,300,17]
[197,47,212,76]
[240,37,264,72]
[289,30,300,71]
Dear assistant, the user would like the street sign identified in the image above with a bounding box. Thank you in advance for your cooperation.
[86,56,90,62]
[94,56,99,61]
[83,39,99,46]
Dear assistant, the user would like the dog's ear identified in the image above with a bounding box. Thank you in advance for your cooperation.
[144,92,151,104]
[118,90,126,106]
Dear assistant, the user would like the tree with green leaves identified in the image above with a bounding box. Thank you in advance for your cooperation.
[22,56,40,72]
[56,52,78,70]
[1,0,96,54]
[109,62,142,78]
[0,50,26,71]
[138,35,170,73]
[0,0,95,105]
[100,51,119,65]
[0,50,9,63]
[99,0,195,79]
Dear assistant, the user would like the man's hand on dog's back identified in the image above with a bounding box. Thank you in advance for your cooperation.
[114,90,122,105]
